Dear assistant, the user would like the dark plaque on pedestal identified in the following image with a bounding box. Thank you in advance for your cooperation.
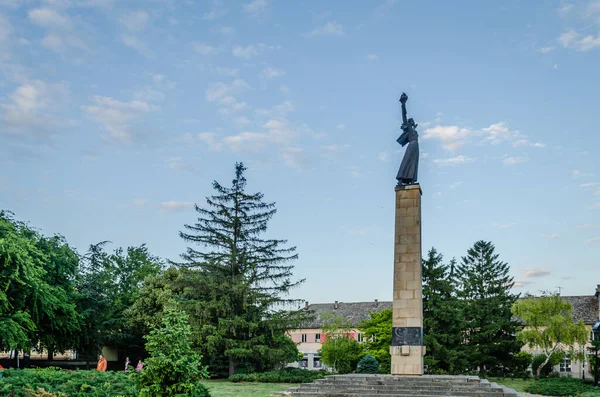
[391,327,422,346]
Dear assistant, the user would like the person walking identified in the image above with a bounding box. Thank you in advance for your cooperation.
[124,356,131,372]
[96,354,107,372]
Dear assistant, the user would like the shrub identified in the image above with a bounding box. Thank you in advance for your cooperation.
[0,368,138,397]
[356,354,379,374]
[532,352,564,378]
[136,308,210,397]
[509,351,533,378]
[228,368,326,383]
[524,378,600,396]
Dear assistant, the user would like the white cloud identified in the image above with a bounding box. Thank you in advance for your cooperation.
[367,54,378,61]
[255,100,294,119]
[572,169,594,178]
[585,236,600,244]
[223,131,269,151]
[503,156,527,165]
[1,80,71,134]
[494,222,516,229]
[193,42,217,55]
[214,67,239,77]
[544,233,560,239]
[280,84,290,94]
[538,46,555,53]
[307,21,344,37]
[378,151,389,162]
[159,201,194,212]
[233,45,259,59]
[205,79,249,102]
[523,268,552,278]
[197,132,223,151]
[559,4,574,13]
[205,79,249,114]
[122,34,153,57]
[433,155,475,166]
[281,147,307,170]
[132,198,146,207]
[420,152,429,159]
[119,10,148,31]
[82,95,157,143]
[512,139,545,148]
[576,224,594,229]
[336,124,345,131]
[28,7,70,28]
[261,67,285,79]
[423,125,473,151]
[243,0,267,15]
[559,29,600,51]
[234,116,251,126]
[580,182,599,188]
[481,122,518,144]
[513,281,533,288]
[215,26,235,35]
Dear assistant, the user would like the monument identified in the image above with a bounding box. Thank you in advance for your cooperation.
[390,93,424,375]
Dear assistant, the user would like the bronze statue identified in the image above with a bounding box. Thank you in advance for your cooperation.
[396,92,419,186]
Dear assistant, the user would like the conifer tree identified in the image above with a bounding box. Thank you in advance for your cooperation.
[177,162,304,376]
[456,240,522,374]
[422,248,465,374]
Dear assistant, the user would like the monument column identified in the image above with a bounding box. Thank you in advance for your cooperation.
[390,183,424,375]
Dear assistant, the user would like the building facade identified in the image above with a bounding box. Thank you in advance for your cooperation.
[288,285,600,376]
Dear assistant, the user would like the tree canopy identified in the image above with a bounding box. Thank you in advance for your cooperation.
[512,293,589,377]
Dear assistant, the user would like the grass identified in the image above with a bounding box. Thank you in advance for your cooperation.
[486,378,536,393]
[202,379,292,397]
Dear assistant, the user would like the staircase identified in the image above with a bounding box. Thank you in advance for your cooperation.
[280,374,522,397]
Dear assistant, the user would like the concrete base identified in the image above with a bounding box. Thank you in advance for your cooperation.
[391,184,423,375]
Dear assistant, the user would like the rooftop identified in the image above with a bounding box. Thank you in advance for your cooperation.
[300,293,599,329]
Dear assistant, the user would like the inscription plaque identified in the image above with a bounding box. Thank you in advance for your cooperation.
[391,326,422,346]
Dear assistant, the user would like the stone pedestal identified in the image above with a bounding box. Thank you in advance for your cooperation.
[390,183,423,375]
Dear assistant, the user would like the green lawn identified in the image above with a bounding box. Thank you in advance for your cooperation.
[202,380,292,397]
[487,378,535,393]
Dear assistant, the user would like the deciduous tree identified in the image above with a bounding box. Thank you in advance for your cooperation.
[512,294,589,378]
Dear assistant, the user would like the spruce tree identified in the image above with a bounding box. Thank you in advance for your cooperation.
[422,248,465,374]
[177,162,304,376]
[456,240,522,374]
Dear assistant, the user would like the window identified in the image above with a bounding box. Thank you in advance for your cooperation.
[560,356,572,373]
[313,357,321,368]
[300,358,308,368]
[301,334,307,343]
[315,333,321,343]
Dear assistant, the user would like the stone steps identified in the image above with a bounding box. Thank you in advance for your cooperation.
[280,375,521,397]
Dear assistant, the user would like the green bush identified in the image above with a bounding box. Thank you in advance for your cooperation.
[228,367,326,383]
[509,351,533,378]
[524,378,600,396]
[532,352,564,378]
[0,368,138,397]
[356,354,379,374]
[136,308,210,397]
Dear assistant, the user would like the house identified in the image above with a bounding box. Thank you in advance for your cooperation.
[288,285,600,376]
[287,299,391,370]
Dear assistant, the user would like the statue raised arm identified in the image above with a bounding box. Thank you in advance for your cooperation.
[400,93,408,125]
[395,92,419,187]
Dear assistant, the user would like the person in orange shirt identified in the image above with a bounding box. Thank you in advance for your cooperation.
[96,354,107,371]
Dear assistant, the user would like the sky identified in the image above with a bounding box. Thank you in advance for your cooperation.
[1,0,599,305]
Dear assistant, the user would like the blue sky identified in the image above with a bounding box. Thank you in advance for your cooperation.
[1,0,599,304]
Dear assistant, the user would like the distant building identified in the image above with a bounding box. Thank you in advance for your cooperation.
[288,299,391,370]
[288,285,600,377]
